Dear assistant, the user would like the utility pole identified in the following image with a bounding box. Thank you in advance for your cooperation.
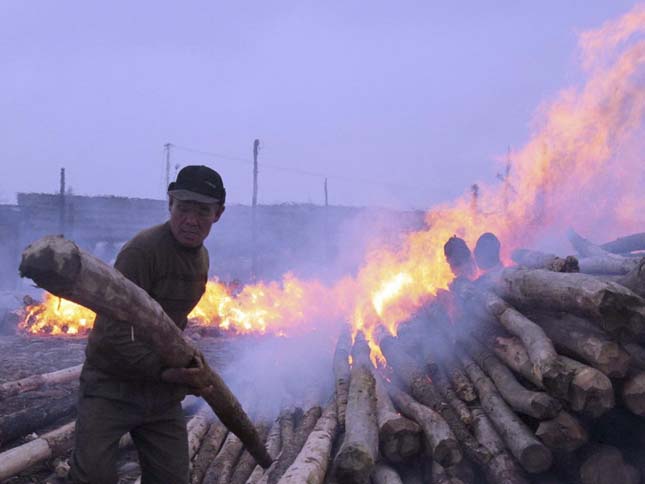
[251,139,260,280]
[164,143,173,191]
[59,168,66,236]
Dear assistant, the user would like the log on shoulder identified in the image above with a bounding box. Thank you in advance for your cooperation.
[18,235,271,468]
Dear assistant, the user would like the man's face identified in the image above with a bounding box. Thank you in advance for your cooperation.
[169,198,225,248]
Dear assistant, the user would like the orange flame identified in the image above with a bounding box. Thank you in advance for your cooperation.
[20,5,645,366]
[19,292,95,336]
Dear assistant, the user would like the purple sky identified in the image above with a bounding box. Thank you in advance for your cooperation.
[0,1,639,208]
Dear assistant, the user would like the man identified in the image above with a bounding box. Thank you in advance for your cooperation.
[70,165,226,484]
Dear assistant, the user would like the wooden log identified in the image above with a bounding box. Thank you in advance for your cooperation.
[429,365,473,426]
[0,421,75,481]
[622,370,645,416]
[601,232,645,254]
[372,371,421,463]
[617,257,645,298]
[190,420,228,484]
[262,405,322,484]
[245,419,281,484]
[371,462,403,484]
[567,228,610,257]
[333,332,378,484]
[18,235,271,468]
[463,338,560,419]
[0,364,82,400]
[457,351,552,474]
[530,312,630,378]
[387,384,461,466]
[202,431,245,484]
[277,400,338,484]
[333,328,352,432]
[622,342,645,370]
[578,255,639,275]
[486,334,544,388]
[478,289,565,396]
[535,411,588,452]
[0,391,77,446]
[511,249,579,273]
[578,444,640,484]
[379,336,491,467]
[559,355,615,418]
[231,423,270,484]
[470,406,530,484]
[491,267,645,339]
[187,406,213,461]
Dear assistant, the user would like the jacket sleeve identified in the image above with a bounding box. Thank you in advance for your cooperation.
[94,246,167,380]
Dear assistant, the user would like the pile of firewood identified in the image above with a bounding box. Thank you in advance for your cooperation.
[1,231,644,483]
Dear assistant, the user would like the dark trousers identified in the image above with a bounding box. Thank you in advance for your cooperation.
[69,394,188,484]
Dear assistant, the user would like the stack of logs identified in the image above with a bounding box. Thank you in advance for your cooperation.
[1,230,645,483]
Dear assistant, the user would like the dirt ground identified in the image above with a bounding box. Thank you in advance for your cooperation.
[0,329,233,483]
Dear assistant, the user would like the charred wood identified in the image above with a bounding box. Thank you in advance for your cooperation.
[387,384,462,467]
[457,351,552,473]
[18,236,271,467]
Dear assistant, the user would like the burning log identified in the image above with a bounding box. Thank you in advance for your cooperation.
[511,249,579,273]
[474,232,501,271]
[463,337,560,419]
[202,431,244,484]
[190,420,228,484]
[0,390,77,446]
[617,257,645,298]
[333,332,378,484]
[18,235,271,468]
[245,419,281,484]
[530,312,630,378]
[372,372,422,463]
[370,463,403,484]
[470,406,529,484]
[457,351,552,474]
[262,405,322,484]
[491,267,645,339]
[0,421,75,481]
[333,328,351,432]
[535,411,588,452]
[231,423,271,484]
[621,371,645,417]
[379,336,491,466]
[387,384,462,467]
[477,289,565,396]
[277,400,338,484]
[558,355,614,418]
[0,363,82,400]
[601,232,645,254]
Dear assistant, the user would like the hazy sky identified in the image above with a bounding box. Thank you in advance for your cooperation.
[0,1,639,208]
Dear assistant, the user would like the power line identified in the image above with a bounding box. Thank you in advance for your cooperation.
[172,144,429,193]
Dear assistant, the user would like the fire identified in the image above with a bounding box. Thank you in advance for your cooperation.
[19,5,645,365]
[19,292,95,336]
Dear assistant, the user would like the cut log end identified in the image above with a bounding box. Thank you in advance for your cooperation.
[519,443,553,474]
[334,443,375,484]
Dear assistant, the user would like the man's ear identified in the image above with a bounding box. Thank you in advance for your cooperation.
[212,205,225,223]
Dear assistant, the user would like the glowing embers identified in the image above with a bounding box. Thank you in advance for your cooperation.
[19,293,95,336]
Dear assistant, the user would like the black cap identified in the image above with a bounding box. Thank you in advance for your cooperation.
[168,165,226,204]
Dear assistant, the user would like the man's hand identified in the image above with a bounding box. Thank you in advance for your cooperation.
[160,351,213,396]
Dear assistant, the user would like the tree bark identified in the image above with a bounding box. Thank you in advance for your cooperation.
[190,420,228,484]
[530,312,630,378]
[0,364,82,400]
[0,421,75,481]
[535,411,588,452]
[277,400,338,484]
[463,337,560,419]
[333,333,379,484]
[491,267,645,340]
[457,351,552,474]
[333,328,352,432]
[372,371,421,463]
[0,391,77,446]
[387,384,461,467]
[18,235,271,468]
[379,336,491,467]
[486,334,544,388]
